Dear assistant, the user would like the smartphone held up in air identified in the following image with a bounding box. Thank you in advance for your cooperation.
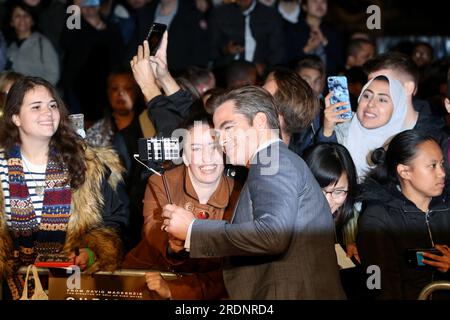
[327,76,352,120]
[146,23,167,56]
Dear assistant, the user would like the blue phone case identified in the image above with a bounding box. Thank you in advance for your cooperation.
[416,252,426,266]
[327,76,352,120]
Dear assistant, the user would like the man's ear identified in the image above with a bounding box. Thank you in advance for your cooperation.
[397,163,411,181]
[404,80,416,97]
[253,112,268,129]
[347,56,355,68]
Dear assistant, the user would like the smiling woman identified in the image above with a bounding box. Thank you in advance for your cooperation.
[122,111,241,300]
[12,85,61,141]
[320,75,409,179]
[0,76,129,299]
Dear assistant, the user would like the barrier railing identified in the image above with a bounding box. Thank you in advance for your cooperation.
[16,266,183,280]
[418,281,450,300]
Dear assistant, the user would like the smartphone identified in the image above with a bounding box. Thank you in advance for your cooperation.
[138,137,180,162]
[406,248,443,268]
[146,23,167,56]
[327,76,352,120]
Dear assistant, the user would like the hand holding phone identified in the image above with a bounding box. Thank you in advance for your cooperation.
[421,245,450,273]
[327,76,352,120]
[406,248,443,268]
[322,90,352,137]
[146,23,167,56]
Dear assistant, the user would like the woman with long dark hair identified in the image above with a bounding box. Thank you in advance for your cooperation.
[357,129,450,299]
[303,142,358,255]
[303,142,366,299]
[122,112,241,300]
[0,76,128,299]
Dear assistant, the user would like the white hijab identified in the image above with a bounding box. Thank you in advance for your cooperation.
[344,75,409,179]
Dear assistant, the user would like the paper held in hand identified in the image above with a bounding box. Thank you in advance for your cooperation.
[335,244,356,269]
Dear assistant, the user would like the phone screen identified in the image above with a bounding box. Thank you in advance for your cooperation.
[327,76,352,120]
[146,23,167,56]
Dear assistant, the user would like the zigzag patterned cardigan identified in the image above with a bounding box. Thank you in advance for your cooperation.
[0,147,125,279]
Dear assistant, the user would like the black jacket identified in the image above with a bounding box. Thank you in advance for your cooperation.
[357,178,450,299]
[413,98,448,165]
[132,0,209,75]
[208,1,285,67]
[285,19,344,75]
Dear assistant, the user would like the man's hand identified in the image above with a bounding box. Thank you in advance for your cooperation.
[161,204,195,241]
[130,40,160,102]
[168,235,185,253]
[223,41,244,56]
[422,244,450,273]
[145,272,171,299]
[149,31,180,95]
[149,31,169,79]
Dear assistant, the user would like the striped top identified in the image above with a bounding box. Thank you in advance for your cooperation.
[0,151,46,227]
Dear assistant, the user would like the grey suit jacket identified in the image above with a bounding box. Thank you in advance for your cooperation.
[190,142,346,299]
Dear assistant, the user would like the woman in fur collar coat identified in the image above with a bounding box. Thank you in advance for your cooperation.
[0,76,129,299]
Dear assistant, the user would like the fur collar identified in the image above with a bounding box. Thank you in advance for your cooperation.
[0,146,125,276]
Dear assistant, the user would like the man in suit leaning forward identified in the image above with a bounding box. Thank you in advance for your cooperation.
[163,86,345,299]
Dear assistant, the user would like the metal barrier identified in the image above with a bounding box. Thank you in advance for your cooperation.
[418,281,450,300]
[15,266,183,281]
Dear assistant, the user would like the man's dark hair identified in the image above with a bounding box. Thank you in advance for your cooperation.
[209,86,280,130]
[225,61,258,89]
[346,38,375,58]
[363,52,420,88]
[270,68,320,133]
[294,55,325,77]
[180,66,213,90]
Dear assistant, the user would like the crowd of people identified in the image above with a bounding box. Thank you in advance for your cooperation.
[0,0,450,300]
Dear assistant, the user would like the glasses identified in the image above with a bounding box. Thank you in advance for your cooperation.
[322,189,348,200]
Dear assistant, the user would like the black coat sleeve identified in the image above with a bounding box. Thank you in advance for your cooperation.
[100,169,130,239]
[146,89,193,136]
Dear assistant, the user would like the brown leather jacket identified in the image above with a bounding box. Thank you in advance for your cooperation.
[122,165,240,299]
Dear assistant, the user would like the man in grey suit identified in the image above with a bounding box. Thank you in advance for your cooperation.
[163,86,345,299]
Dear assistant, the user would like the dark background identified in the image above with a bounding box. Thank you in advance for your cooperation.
[328,0,450,36]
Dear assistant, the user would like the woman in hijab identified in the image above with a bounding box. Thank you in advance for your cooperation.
[319,75,410,179]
